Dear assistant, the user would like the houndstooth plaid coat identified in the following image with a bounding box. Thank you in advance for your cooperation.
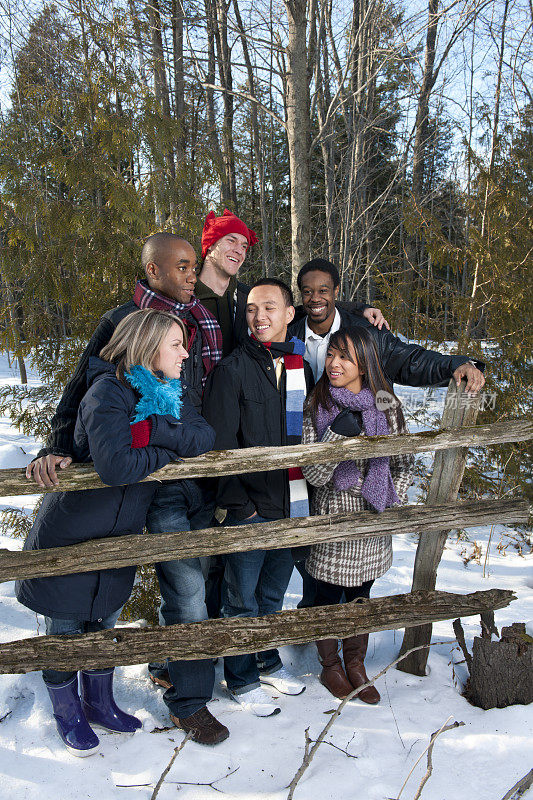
[302,406,413,587]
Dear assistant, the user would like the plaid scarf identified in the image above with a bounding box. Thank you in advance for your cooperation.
[260,336,310,518]
[133,280,222,382]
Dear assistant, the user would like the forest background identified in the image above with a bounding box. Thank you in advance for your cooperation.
[0,0,531,533]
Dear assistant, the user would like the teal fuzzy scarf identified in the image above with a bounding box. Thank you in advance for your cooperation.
[125,365,183,423]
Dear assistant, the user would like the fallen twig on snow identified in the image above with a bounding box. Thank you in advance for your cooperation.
[167,766,240,793]
[500,768,533,800]
[116,784,152,789]
[396,717,465,800]
[308,738,358,759]
[385,673,405,749]
[286,640,449,800]
[150,731,192,800]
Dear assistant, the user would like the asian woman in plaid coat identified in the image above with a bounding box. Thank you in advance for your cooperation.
[302,326,413,704]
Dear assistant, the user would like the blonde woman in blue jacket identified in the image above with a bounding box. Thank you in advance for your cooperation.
[17,309,215,756]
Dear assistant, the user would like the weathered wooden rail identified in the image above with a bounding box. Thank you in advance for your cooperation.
[0,379,530,675]
[0,498,528,582]
[0,589,515,674]
[0,416,531,497]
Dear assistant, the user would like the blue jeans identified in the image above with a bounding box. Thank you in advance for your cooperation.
[222,514,295,693]
[42,610,121,685]
[145,479,215,718]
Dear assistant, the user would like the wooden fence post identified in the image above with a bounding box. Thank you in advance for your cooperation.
[398,378,481,675]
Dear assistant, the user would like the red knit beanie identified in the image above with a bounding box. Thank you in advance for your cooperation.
[201,209,258,259]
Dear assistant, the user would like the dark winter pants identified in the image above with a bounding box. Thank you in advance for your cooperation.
[312,577,374,607]
[42,611,121,685]
[145,478,216,719]
[221,514,294,693]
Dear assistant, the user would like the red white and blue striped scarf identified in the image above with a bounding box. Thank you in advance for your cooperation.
[134,280,222,383]
[260,336,310,518]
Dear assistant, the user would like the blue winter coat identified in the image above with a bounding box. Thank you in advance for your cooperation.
[16,358,215,622]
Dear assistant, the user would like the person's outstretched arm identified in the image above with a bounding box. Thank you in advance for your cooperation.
[374,326,485,390]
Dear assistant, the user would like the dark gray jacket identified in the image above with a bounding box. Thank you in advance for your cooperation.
[17,358,215,621]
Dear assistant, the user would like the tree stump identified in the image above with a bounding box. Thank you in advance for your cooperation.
[467,623,533,710]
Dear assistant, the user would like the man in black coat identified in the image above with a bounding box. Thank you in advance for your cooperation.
[203,278,314,717]
[289,258,485,390]
[25,233,229,745]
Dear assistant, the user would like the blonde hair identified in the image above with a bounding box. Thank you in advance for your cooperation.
[100,309,188,383]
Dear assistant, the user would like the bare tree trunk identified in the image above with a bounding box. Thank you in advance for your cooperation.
[412,0,438,203]
[315,0,338,261]
[214,0,238,209]
[283,0,311,291]
[461,18,477,312]
[204,0,225,197]
[149,0,176,225]
[1,278,27,384]
[403,0,439,329]
[172,0,185,160]
[464,0,509,340]
[128,0,149,88]
[233,0,269,270]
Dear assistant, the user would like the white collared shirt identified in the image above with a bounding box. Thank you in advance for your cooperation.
[304,309,342,381]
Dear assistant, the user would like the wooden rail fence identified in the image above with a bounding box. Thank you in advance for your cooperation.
[0,590,515,674]
[0,379,530,676]
[0,417,530,497]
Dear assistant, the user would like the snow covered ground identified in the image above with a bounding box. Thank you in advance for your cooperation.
[0,351,531,800]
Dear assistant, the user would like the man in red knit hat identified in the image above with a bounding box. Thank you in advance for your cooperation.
[196,208,389,360]
[195,209,258,358]
[196,208,391,619]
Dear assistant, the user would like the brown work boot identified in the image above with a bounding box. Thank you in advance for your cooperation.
[316,639,354,699]
[170,706,229,745]
[342,634,380,704]
[149,670,173,690]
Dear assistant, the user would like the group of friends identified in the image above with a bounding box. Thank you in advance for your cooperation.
[18,209,485,756]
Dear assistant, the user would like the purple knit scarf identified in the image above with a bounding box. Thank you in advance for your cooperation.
[315,386,399,512]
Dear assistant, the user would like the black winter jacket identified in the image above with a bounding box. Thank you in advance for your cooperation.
[202,336,314,521]
[289,306,484,387]
[17,358,215,622]
[38,299,206,460]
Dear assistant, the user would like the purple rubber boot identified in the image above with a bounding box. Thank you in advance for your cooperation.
[45,676,100,757]
[80,669,142,733]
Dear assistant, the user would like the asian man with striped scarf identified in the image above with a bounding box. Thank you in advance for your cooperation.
[202,279,314,717]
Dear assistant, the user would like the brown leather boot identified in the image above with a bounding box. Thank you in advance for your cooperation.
[342,634,380,704]
[170,706,229,745]
[316,639,354,699]
[149,670,173,690]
